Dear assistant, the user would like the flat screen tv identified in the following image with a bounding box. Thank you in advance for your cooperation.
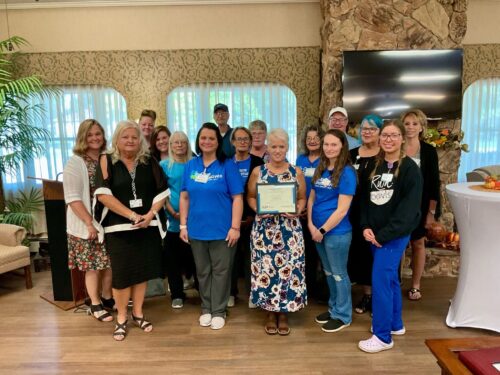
[342,49,463,123]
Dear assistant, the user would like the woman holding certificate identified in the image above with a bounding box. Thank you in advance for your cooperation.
[179,122,243,330]
[247,128,307,336]
[357,120,422,353]
[308,129,357,333]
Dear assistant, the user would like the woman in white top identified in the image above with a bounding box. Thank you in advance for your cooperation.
[63,119,113,322]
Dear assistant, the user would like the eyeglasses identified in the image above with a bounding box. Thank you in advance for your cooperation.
[329,117,347,123]
[380,133,402,141]
[306,136,320,143]
[172,140,187,145]
[235,137,250,143]
[360,127,379,133]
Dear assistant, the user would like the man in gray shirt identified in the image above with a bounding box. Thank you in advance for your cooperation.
[327,106,361,150]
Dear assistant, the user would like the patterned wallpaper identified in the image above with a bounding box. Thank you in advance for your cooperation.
[14,47,321,129]
[463,44,500,89]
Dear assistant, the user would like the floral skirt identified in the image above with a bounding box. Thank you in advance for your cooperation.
[250,215,307,312]
[67,234,111,271]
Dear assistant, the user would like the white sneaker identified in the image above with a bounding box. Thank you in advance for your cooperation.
[358,335,394,353]
[199,313,212,327]
[171,298,184,309]
[227,296,235,308]
[370,326,406,335]
[210,316,225,330]
[248,298,257,309]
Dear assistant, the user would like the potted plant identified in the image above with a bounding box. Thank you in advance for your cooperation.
[0,36,55,210]
[0,187,44,246]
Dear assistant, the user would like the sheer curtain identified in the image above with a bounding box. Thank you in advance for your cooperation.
[2,85,127,196]
[458,78,500,182]
[167,82,298,161]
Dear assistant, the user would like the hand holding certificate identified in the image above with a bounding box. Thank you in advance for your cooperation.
[257,182,297,215]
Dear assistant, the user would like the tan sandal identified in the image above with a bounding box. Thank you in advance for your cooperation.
[264,312,278,335]
[278,313,290,336]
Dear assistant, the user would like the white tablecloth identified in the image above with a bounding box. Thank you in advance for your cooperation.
[446,182,500,332]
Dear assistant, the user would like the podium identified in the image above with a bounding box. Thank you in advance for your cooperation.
[38,178,86,310]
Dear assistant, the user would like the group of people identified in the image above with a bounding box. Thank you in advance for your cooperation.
[63,103,440,354]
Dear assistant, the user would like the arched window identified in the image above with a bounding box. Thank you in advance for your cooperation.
[2,85,127,194]
[167,82,297,161]
[458,78,500,181]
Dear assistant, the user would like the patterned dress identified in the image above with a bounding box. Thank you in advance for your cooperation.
[250,164,307,312]
[68,155,111,271]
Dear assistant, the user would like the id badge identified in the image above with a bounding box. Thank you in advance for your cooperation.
[195,172,209,183]
[381,173,393,183]
[130,199,143,208]
[304,167,315,177]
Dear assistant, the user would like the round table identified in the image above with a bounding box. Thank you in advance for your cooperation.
[446,182,500,333]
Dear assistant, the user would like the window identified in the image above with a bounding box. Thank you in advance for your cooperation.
[458,78,500,181]
[167,82,297,161]
[2,85,127,195]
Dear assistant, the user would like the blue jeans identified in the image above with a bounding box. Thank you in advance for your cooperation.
[315,232,352,324]
[371,236,410,344]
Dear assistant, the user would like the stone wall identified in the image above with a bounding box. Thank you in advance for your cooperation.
[320,0,468,230]
[320,0,467,119]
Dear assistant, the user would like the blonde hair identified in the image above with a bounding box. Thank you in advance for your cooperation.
[109,120,150,164]
[400,109,428,140]
[167,131,192,168]
[73,119,107,156]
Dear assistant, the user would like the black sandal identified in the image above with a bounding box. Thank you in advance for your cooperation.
[101,297,116,311]
[90,304,113,322]
[132,314,153,332]
[113,320,127,341]
[355,294,372,314]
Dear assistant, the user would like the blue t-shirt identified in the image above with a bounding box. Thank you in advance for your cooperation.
[160,159,186,233]
[295,154,320,199]
[233,155,252,186]
[311,166,357,235]
[181,156,244,240]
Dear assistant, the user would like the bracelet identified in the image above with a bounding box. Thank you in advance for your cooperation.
[129,212,137,222]
[151,209,158,216]
[180,224,187,230]
[231,227,240,231]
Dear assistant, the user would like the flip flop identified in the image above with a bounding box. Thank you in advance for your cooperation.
[408,288,422,301]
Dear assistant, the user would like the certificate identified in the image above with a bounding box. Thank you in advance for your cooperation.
[257,182,297,214]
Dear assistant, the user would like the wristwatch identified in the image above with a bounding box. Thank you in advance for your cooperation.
[319,227,326,235]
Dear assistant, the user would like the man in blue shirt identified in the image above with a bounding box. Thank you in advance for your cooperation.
[328,106,361,150]
[213,103,235,157]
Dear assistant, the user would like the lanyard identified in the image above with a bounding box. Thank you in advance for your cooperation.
[129,161,138,201]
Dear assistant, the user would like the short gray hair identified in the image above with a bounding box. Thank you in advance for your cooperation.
[267,128,289,147]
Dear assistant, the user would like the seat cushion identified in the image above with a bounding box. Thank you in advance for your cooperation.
[0,244,30,274]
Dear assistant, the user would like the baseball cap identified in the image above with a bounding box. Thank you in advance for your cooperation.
[328,106,348,118]
[214,103,229,113]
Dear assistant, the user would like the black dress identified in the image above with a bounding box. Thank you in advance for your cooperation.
[347,147,376,286]
[96,154,167,289]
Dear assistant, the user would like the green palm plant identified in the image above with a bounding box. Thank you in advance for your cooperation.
[0,187,44,244]
[0,36,56,209]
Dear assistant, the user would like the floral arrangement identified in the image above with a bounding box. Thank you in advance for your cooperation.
[423,128,469,152]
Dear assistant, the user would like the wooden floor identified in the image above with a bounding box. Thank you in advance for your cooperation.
[0,270,498,375]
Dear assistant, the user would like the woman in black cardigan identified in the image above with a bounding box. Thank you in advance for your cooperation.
[228,126,265,307]
[401,109,440,301]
